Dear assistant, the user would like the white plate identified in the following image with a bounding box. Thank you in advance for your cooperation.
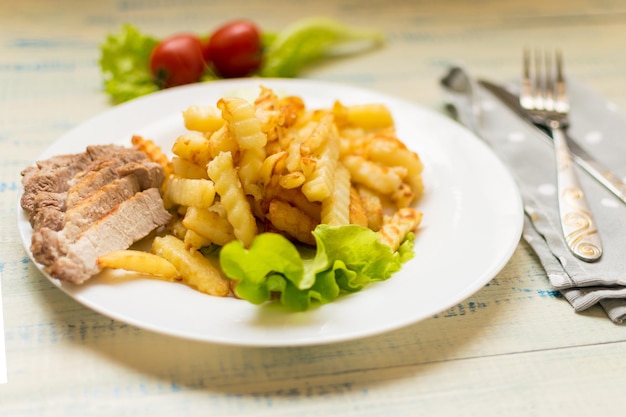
[18,78,523,346]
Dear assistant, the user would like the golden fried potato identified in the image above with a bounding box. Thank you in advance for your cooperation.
[266,199,317,245]
[164,177,216,208]
[152,235,230,296]
[131,135,173,178]
[182,206,236,247]
[182,105,225,133]
[207,151,257,247]
[97,250,179,280]
[378,207,423,251]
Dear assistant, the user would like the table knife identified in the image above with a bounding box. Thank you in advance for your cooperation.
[478,79,626,205]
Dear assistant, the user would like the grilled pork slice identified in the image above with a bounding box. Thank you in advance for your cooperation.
[22,144,171,284]
[20,145,130,216]
[43,188,171,284]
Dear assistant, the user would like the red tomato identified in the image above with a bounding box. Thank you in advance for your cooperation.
[206,20,262,78]
[149,34,206,88]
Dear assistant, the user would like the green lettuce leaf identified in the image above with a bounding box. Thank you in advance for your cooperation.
[219,224,412,311]
[99,24,159,103]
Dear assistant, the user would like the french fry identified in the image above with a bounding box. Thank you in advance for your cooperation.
[171,132,212,167]
[207,151,257,247]
[131,135,173,178]
[266,199,317,245]
[320,164,351,226]
[278,171,306,189]
[378,207,423,251]
[97,250,179,280]
[333,101,394,130]
[300,113,334,156]
[349,186,369,227]
[182,105,225,133]
[164,177,216,208]
[268,185,321,222]
[171,156,209,179]
[301,123,340,202]
[183,229,212,251]
[218,96,267,149]
[341,155,403,195]
[207,124,239,160]
[152,235,230,296]
[182,206,236,246]
[357,185,384,231]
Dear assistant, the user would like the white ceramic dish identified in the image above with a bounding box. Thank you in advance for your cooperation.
[18,78,523,346]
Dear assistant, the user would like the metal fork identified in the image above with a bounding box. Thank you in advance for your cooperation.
[520,49,602,262]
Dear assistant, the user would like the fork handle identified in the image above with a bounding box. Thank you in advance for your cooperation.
[552,126,603,262]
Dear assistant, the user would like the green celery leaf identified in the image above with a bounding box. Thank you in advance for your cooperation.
[260,17,385,78]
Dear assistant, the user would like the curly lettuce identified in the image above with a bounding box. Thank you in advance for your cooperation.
[219,224,414,311]
[99,24,160,104]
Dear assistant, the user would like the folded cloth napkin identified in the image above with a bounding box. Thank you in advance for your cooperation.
[440,66,626,323]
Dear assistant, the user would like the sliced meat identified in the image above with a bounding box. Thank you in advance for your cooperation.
[22,144,171,284]
[45,188,172,284]
[62,175,143,241]
[30,192,67,231]
[20,144,138,216]
[65,150,148,208]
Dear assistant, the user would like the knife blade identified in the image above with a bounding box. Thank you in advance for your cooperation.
[478,79,626,205]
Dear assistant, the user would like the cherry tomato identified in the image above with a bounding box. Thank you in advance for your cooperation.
[149,33,206,88]
[206,20,262,78]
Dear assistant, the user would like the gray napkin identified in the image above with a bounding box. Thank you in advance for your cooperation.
[440,66,626,323]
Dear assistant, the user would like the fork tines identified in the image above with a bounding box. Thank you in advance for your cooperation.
[521,48,568,114]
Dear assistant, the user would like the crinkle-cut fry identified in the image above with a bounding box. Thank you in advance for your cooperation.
[152,235,230,296]
[266,199,317,246]
[342,155,403,195]
[238,146,265,200]
[207,151,257,248]
[97,250,180,280]
[349,186,369,227]
[182,105,225,133]
[301,123,340,202]
[171,156,209,179]
[218,96,267,149]
[300,113,334,156]
[357,185,384,231]
[131,135,173,178]
[182,206,236,247]
[378,207,423,251]
[171,131,212,167]
[164,177,216,208]
[281,121,313,172]
[321,164,351,226]
[207,124,239,160]
[332,100,394,130]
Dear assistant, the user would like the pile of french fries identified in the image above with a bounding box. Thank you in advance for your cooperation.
[98,86,424,298]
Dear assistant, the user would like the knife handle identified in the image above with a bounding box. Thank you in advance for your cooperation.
[553,127,603,262]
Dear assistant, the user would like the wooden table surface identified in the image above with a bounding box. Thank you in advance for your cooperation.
[2,1,626,416]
